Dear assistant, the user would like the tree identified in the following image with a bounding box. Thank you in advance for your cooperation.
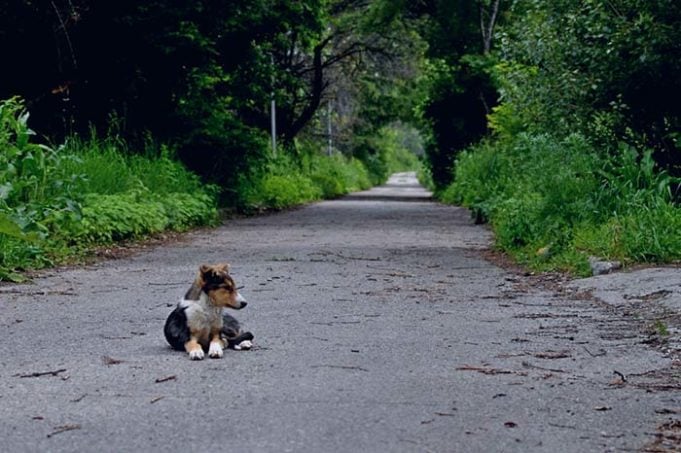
[494,0,681,171]
[405,0,505,189]
[0,1,428,189]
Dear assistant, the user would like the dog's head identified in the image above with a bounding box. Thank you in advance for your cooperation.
[198,263,247,310]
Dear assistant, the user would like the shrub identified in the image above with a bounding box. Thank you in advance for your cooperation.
[244,173,322,210]
[236,148,376,211]
[0,98,219,280]
[71,191,217,243]
[442,133,681,275]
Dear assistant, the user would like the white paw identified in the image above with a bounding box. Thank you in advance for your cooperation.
[208,342,224,358]
[234,340,252,351]
[189,349,205,360]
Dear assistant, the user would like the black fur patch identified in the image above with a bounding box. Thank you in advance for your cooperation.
[226,332,254,349]
[221,312,241,338]
[163,306,190,351]
[221,312,254,349]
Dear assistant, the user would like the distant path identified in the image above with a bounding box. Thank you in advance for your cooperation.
[0,172,677,452]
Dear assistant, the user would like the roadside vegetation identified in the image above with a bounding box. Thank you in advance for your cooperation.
[415,0,681,275]
[0,2,427,280]
[2,1,678,279]
[236,127,420,211]
[0,98,218,281]
[0,97,419,281]
[443,135,681,275]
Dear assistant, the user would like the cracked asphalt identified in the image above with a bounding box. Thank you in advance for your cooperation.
[1,172,679,452]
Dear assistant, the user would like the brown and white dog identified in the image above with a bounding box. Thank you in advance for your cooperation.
[164,263,253,360]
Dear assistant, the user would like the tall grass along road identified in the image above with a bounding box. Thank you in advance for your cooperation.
[0,173,677,452]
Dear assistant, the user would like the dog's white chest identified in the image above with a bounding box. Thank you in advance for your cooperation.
[180,294,222,330]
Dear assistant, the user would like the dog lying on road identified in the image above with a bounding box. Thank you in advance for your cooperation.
[164,263,254,360]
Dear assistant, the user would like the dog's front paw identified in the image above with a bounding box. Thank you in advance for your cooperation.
[208,342,224,358]
[233,340,253,351]
[188,349,205,360]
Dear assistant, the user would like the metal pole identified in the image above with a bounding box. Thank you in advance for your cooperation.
[270,54,277,156]
[271,97,277,156]
[327,100,332,156]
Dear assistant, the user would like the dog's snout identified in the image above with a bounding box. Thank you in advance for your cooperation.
[235,291,247,309]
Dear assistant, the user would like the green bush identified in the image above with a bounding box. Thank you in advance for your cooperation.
[342,157,373,192]
[57,136,210,196]
[309,154,372,198]
[309,155,348,198]
[442,133,681,275]
[0,98,218,280]
[243,173,322,210]
[236,149,376,211]
[71,191,217,243]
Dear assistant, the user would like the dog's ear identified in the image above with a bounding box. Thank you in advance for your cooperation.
[199,264,219,281]
[216,263,230,273]
[199,264,229,286]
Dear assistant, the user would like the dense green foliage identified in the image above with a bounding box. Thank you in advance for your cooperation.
[0,1,423,195]
[492,0,680,165]
[434,0,681,272]
[443,134,681,274]
[0,98,217,280]
[0,1,424,279]
[3,0,678,277]
[400,0,503,189]
[0,95,417,280]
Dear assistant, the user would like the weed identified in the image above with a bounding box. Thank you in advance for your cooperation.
[654,320,669,337]
[441,133,681,275]
[236,150,376,211]
[0,98,218,280]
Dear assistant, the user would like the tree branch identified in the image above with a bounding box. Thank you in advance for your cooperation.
[479,0,501,53]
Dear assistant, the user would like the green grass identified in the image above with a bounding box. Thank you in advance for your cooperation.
[0,97,421,281]
[441,133,681,275]
[0,98,218,280]
[237,151,374,211]
[56,135,209,195]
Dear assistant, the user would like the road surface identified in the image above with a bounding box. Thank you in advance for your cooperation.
[1,172,678,452]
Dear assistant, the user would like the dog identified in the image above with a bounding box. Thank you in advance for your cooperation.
[164,263,254,360]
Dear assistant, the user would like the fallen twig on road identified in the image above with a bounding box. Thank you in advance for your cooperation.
[155,375,177,383]
[102,356,125,366]
[18,368,67,378]
[70,394,87,403]
[311,364,369,372]
[583,346,607,357]
[521,361,565,373]
[613,370,627,382]
[47,424,81,438]
[533,350,571,359]
[456,364,528,376]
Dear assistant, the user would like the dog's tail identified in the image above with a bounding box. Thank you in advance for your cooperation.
[226,331,254,349]
[222,312,254,349]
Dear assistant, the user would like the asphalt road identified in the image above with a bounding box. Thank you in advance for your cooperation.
[1,172,678,452]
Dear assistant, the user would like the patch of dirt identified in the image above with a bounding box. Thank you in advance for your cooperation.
[644,419,681,452]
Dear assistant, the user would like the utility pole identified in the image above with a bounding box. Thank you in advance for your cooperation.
[270,96,277,156]
[326,100,332,156]
[270,54,277,156]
